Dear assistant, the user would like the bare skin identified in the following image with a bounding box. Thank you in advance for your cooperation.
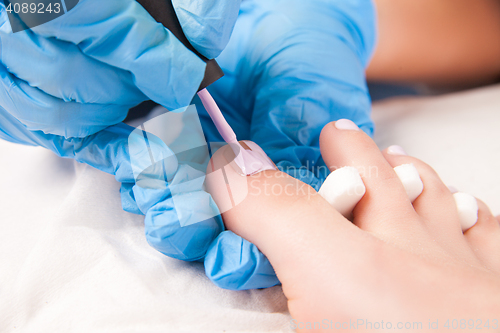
[366,0,500,87]
[206,121,500,332]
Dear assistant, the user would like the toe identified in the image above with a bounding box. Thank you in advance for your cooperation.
[320,121,418,238]
[464,199,500,273]
[383,147,481,265]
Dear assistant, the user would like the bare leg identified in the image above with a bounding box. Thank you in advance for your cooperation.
[367,0,500,87]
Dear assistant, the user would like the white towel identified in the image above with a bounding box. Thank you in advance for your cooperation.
[0,142,291,333]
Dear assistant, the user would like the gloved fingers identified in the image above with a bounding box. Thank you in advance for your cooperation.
[0,100,137,188]
[25,0,206,109]
[172,0,242,59]
[58,122,224,263]
[144,189,223,261]
[0,63,130,138]
[250,35,374,165]
[93,128,223,262]
[47,123,138,182]
[0,5,147,107]
[239,4,374,179]
[0,96,167,188]
[127,126,179,189]
[0,104,41,146]
[128,150,222,261]
[204,230,280,290]
[120,183,143,215]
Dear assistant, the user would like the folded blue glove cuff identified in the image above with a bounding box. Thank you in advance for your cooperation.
[205,230,280,290]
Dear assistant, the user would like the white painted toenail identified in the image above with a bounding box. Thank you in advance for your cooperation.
[335,119,360,131]
[387,145,407,156]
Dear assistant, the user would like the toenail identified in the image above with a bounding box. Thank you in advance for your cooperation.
[448,186,459,194]
[335,119,360,131]
[387,145,407,156]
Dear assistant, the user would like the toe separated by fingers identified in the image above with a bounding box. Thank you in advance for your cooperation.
[453,192,479,231]
[318,166,366,217]
[393,164,424,202]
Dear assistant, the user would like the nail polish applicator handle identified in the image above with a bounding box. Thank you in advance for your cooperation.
[197,89,238,144]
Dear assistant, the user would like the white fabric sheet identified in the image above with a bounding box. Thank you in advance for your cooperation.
[1,84,499,332]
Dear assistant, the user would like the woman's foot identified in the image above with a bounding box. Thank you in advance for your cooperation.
[206,122,500,331]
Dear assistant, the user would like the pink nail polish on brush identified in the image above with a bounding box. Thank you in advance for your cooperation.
[198,88,276,176]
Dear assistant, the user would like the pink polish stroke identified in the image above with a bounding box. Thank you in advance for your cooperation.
[197,88,276,175]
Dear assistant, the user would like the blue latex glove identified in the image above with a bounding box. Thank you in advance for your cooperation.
[199,0,377,290]
[0,62,225,262]
[0,0,241,138]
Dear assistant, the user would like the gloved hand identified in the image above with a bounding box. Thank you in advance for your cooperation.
[197,0,377,290]
[0,62,225,262]
[0,0,241,138]
[0,0,377,292]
